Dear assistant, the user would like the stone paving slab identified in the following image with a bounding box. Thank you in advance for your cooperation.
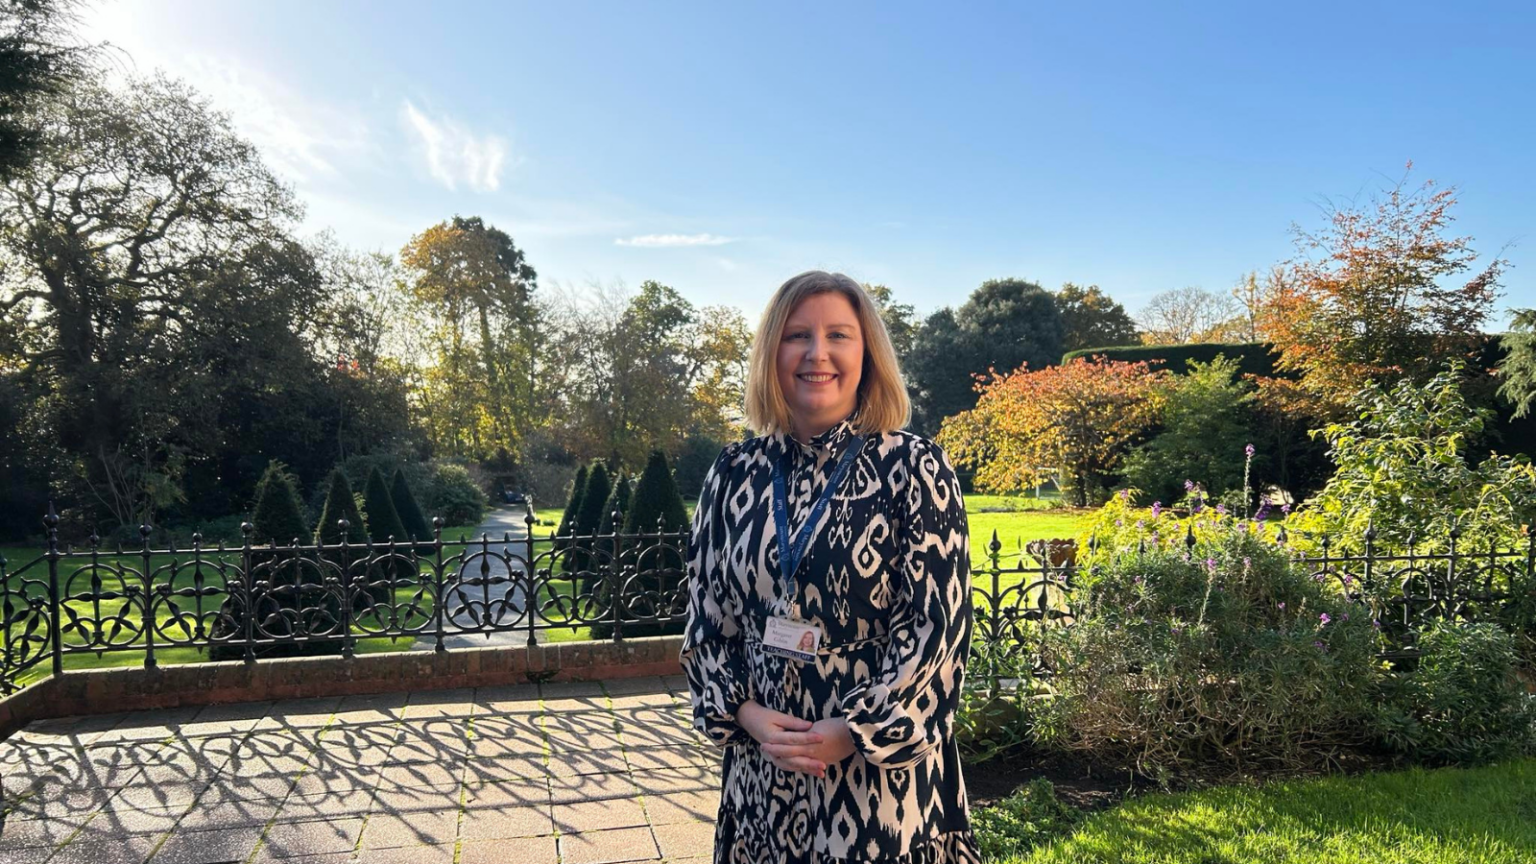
[0,677,718,862]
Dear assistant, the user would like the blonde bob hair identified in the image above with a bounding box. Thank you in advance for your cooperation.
[744,270,910,437]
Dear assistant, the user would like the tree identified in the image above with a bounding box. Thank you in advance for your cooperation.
[390,467,432,543]
[1054,282,1139,352]
[938,358,1166,506]
[905,279,1066,436]
[1136,287,1241,345]
[0,0,92,178]
[400,215,541,461]
[249,461,307,545]
[864,283,917,360]
[1121,356,1254,508]
[1256,166,1504,405]
[905,308,977,436]
[314,469,367,545]
[0,74,337,530]
[1497,309,1536,419]
[550,280,748,466]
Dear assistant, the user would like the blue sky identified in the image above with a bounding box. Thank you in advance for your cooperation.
[86,1,1536,327]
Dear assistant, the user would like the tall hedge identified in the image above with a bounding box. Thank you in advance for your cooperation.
[390,467,432,543]
[314,469,367,545]
[1061,341,1285,381]
[250,460,307,545]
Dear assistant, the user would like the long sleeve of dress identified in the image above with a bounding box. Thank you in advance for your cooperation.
[680,446,753,748]
[840,439,971,769]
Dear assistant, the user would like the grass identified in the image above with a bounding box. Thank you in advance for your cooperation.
[995,759,1536,864]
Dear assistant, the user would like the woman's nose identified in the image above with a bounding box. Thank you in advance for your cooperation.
[806,334,830,360]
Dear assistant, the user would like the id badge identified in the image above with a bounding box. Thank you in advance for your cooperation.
[762,617,821,663]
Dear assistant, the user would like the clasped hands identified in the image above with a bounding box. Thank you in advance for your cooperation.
[736,700,855,778]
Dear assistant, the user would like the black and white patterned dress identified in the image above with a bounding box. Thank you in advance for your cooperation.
[681,409,979,864]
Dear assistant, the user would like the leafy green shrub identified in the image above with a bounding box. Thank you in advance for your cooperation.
[424,462,486,527]
[557,464,588,538]
[1376,622,1536,764]
[1122,355,1254,508]
[1286,364,1536,559]
[956,685,1035,764]
[972,779,1082,861]
[1041,493,1381,778]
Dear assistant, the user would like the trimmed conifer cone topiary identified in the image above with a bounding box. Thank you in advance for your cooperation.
[362,466,413,602]
[390,467,432,544]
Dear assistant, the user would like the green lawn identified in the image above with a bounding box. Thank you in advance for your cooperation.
[999,759,1536,864]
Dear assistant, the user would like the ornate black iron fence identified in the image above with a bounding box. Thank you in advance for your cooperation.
[965,528,1536,685]
[0,505,690,694]
[4,504,1532,696]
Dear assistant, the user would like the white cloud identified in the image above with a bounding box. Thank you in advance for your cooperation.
[400,100,508,193]
[615,233,736,248]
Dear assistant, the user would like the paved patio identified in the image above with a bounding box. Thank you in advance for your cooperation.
[0,677,720,863]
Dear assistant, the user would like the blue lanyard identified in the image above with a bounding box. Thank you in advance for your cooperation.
[771,434,865,600]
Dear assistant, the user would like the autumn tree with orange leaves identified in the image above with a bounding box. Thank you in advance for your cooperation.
[1256,165,1505,406]
[938,357,1167,506]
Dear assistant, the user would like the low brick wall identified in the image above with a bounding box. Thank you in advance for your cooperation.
[0,636,684,739]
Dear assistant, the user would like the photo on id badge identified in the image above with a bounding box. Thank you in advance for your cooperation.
[765,616,820,661]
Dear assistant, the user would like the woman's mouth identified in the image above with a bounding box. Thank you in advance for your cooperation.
[798,372,836,384]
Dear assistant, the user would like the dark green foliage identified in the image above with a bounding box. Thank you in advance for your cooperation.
[624,451,688,536]
[564,463,611,575]
[390,468,432,542]
[314,469,367,545]
[0,0,90,179]
[1122,356,1254,508]
[557,465,589,538]
[1375,622,1536,765]
[674,433,727,500]
[250,460,307,545]
[972,779,1082,861]
[1062,341,1284,380]
[574,462,612,537]
[1055,282,1139,353]
[598,473,631,535]
[362,467,406,543]
[593,451,690,639]
[423,463,486,526]
[905,279,1065,436]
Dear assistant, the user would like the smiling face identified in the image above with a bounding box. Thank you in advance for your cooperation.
[775,291,864,441]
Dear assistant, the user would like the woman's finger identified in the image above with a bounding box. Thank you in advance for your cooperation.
[761,741,817,759]
[774,755,827,776]
[762,730,823,747]
[761,709,813,731]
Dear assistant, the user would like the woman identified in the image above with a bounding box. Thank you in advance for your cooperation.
[681,271,978,863]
